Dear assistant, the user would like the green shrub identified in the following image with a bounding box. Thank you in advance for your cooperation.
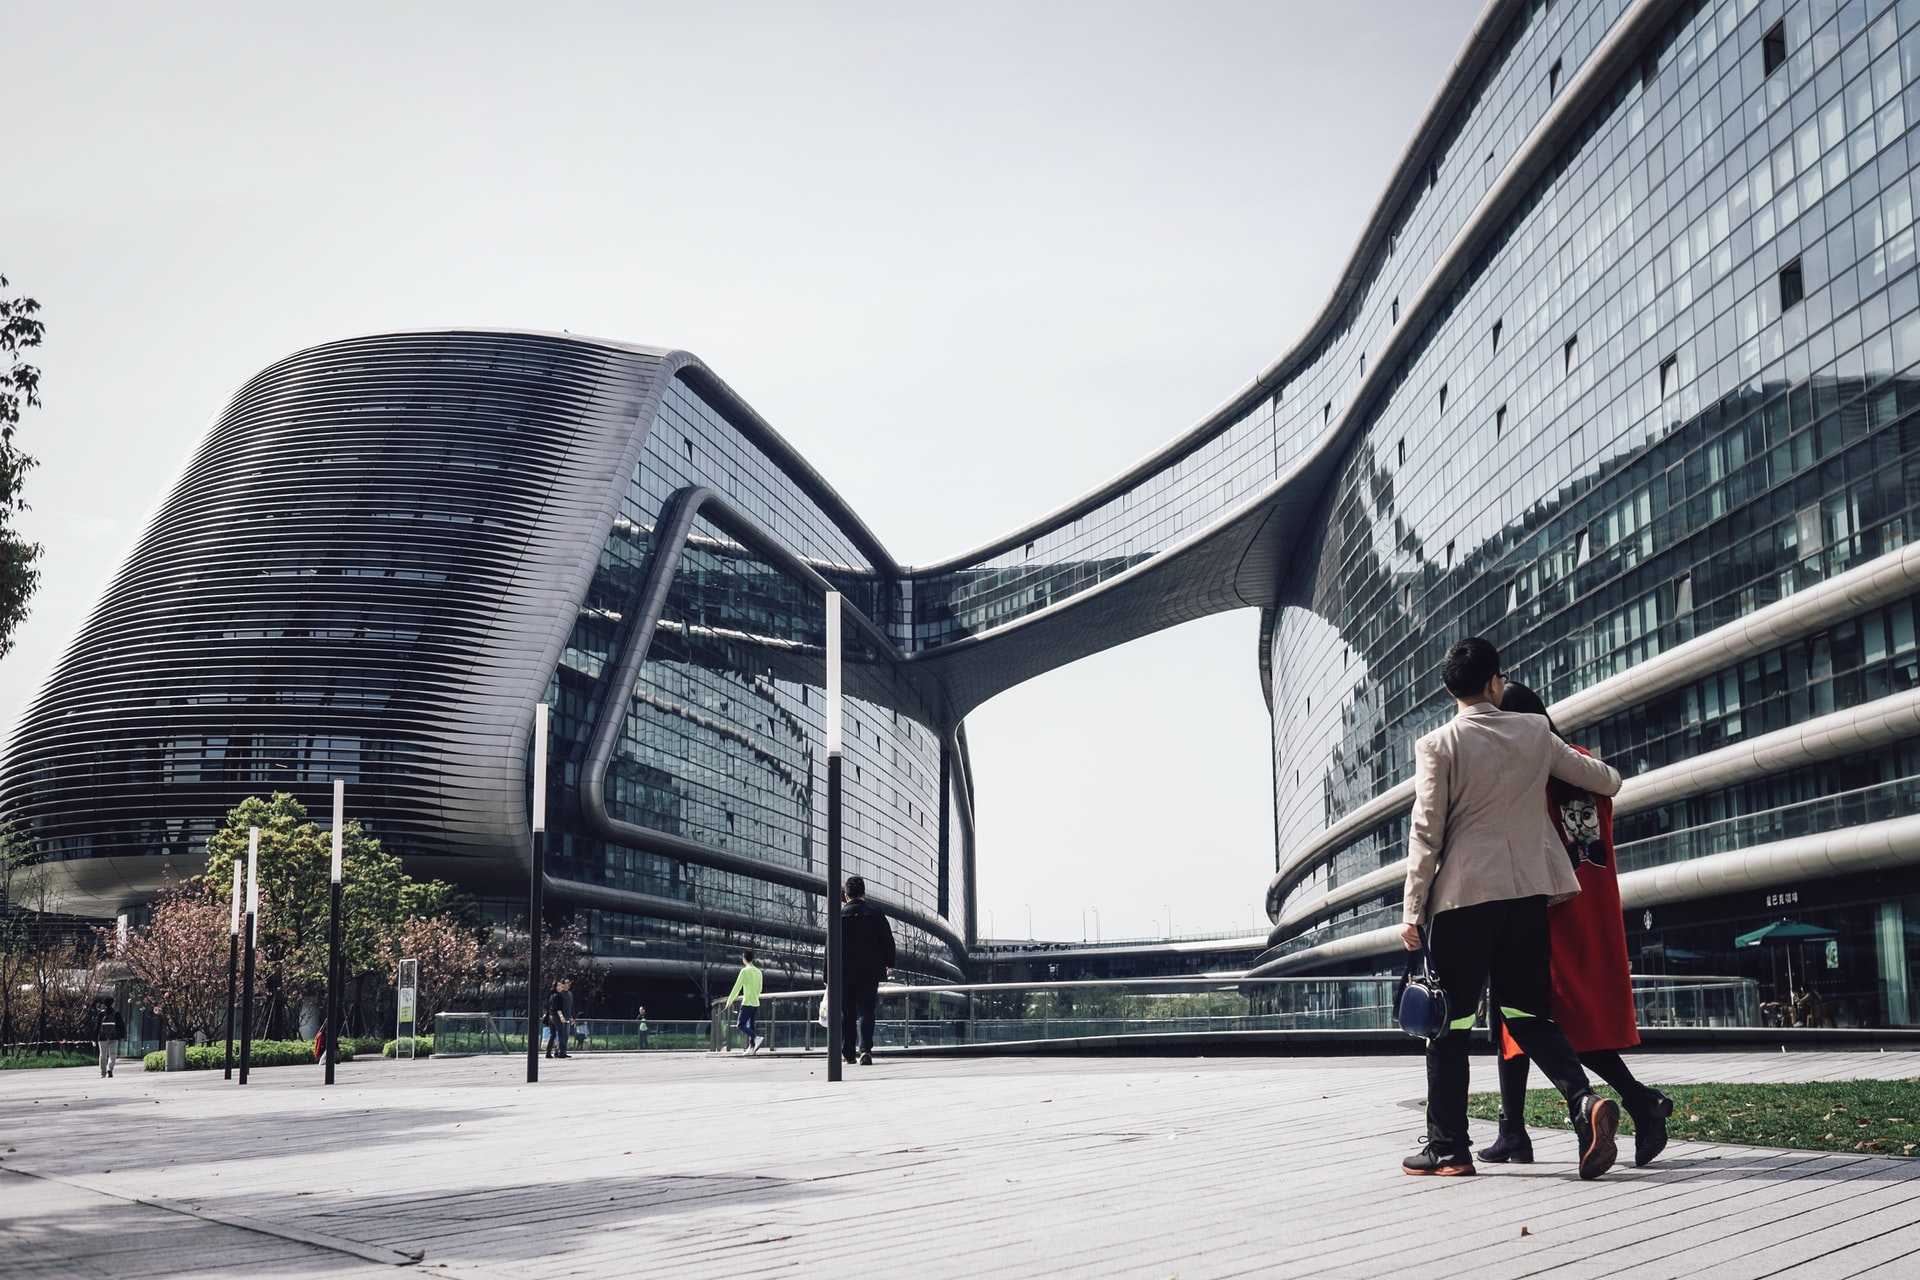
[383,1036,433,1058]
[0,1052,97,1070]
[141,1039,356,1071]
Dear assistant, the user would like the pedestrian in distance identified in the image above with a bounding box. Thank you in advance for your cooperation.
[1480,681,1674,1169]
[840,875,895,1066]
[1399,636,1628,1180]
[92,998,121,1078]
[724,949,764,1054]
[545,978,574,1059]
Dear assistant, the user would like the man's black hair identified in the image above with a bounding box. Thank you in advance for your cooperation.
[742,948,755,963]
[1442,636,1501,699]
[845,874,867,899]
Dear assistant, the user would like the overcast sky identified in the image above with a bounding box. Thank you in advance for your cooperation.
[6,1,1478,941]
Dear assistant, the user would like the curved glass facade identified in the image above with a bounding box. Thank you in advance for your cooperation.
[13,0,1920,1026]
[1267,0,1920,1027]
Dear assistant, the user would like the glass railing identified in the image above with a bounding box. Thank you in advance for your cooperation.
[707,973,1761,1049]
[1616,775,1920,874]
[431,973,1759,1058]
[433,1014,712,1057]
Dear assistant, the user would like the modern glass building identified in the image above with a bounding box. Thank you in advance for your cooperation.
[6,0,1920,1024]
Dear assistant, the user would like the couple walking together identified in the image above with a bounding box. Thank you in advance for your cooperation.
[1400,637,1671,1179]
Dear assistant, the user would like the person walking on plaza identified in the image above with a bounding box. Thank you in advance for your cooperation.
[1479,681,1673,1169]
[840,875,895,1066]
[724,949,764,1054]
[92,998,121,1078]
[1399,637,1627,1179]
[545,978,574,1059]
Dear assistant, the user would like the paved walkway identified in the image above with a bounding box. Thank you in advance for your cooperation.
[0,1049,1916,1278]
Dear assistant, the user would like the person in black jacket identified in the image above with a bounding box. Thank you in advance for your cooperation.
[545,979,574,1059]
[92,998,121,1078]
[840,875,895,1066]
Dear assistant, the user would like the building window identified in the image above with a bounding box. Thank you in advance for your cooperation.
[1762,20,1786,77]
[1675,573,1693,615]
[1640,50,1658,91]
[1324,402,1332,425]
[1428,159,1440,190]
[1403,584,1414,614]
[1659,353,1678,400]
[1495,404,1508,438]
[1563,335,1578,375]
[1505,581,1518,614]
[683,435,694,460]
[1359,353,1366,378]
[1445,540,1455,569]
[1397,438,1406,466]
[1575,528,1592,566]
[1438,382,1448,414]
[1491,319,1503,354]
[1392,296,1400,324]
[1780,257,1804,310]
[1024,541,1034,558]
[1548,57,1563,96]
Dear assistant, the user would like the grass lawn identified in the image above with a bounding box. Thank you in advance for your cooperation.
[0,1052,96,1070]
[1469,1078,1920,1157]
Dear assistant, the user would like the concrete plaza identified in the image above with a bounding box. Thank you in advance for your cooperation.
[1,1048,1917,1278]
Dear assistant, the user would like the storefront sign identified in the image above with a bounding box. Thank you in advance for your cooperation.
[1764,890,1800,909]
[1826,940,1840,969]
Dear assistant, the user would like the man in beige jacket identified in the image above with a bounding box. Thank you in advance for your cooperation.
[1398,636,1626,1180]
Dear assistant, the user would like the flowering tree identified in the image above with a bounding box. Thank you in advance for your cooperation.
[488,915,606,1011]
[120,888,229,1040]
[389,915,485,1031]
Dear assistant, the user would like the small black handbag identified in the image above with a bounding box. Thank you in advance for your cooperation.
[1396,940,1451,1042]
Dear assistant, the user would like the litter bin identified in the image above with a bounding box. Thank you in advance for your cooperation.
[164,1039,187,1071]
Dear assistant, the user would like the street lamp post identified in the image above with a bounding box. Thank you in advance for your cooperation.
[1165,905,1174,939]
[1025,904,1033,940]
[238,827,259,1085]
[526,703,549,1085]
[1091,907,1101,942]
[223,861,240,1080]
[824,592,844,1085]
[324,780,344,1086]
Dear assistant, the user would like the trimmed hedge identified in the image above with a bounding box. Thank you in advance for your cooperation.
[142,1039,356,1071]
[1,1051,97,1070]
[383,1036,432,1058]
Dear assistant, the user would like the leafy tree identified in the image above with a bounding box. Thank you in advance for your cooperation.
[118,887,229,1040]
[389,915,485,1031]
[201,793,457,1012]
[0,274,43,659]
[0,822,44,1047]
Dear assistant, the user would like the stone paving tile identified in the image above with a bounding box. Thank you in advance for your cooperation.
[0,1049,1913,1278]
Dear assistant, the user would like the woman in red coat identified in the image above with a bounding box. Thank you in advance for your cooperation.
[1480,683,1674,1168]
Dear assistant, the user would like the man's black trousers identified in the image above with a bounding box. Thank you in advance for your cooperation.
[1424,895,1591,1153]
[841,978,879,1058]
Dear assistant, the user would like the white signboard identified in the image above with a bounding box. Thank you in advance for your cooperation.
[397,958,419,1059]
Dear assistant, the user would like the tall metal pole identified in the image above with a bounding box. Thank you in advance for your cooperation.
[824,592,843,1085]
[526,703,548,1084]
[239,827,259,1085]
[325,780,344,1086]
[223,861,240,1080]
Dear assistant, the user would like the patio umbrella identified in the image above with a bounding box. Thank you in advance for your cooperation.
[1734,919,1837,992]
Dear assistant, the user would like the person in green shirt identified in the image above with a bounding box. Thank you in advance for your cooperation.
[724,949,764,1054]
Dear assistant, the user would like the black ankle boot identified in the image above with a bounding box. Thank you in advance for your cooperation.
[1632,1090,1674,1167]
[1477,1119,1534,1164]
